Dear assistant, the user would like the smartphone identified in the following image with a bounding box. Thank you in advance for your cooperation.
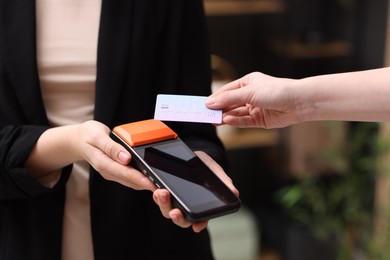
[110,119,241,222]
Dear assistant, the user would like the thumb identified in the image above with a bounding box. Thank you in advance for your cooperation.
[205,86,253,109]
[100,135,131,165]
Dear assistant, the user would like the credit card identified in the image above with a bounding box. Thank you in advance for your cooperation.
[154,94,222,124]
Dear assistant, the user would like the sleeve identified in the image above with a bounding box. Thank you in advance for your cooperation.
[0,125,71,201]
[0,21,70,200]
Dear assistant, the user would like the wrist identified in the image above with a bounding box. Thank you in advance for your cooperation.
[293,77,319,123]
[67,124,84,162]
[26,124,82,177]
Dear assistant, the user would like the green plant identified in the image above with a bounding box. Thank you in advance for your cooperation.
[276,122,389,259]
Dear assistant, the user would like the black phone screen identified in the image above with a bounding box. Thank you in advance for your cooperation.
[133,139,240,219]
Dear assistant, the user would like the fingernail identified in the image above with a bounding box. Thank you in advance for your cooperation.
[118,151,130,164]
[204,97,215,106]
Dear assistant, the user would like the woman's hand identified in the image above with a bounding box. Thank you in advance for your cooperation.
[74,120,156,190]
[152,151,239,232]
[26,120,156,191]
[205,72,300,129]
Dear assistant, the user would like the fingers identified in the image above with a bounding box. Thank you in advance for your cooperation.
[152,152,237,233]
[195,151,239,197]
[206,72,265,111]
[153,189,208,232]
[78,121,156,191]
[153,190,192,228]
[210,77,242,95]
[153,189,172,219]
[94,131,131,166]
[223,106,250,118]
[79,121,131,166]
[111,165,156,191]
[169,209,192,229]
[206,85,254,111]
[206,78,242,109]
[90,148,155,190]
[210,72,257,96]
[192,221,209,233]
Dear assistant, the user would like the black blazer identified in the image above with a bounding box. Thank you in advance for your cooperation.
[0,1,226,259]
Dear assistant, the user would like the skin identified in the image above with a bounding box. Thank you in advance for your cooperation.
[25,120,238,232]
[205,67,390,128]
[154,150,239,232]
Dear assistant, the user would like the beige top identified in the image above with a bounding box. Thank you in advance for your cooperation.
[36,0,102,259]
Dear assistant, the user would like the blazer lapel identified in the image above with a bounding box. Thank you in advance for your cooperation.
[3,0,48,124]
[3,0,136,126]
[94,0,135,125]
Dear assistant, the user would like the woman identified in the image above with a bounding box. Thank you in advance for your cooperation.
[0,0,237,259]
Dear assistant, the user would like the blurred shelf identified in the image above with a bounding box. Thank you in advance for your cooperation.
[204,0,286,16]
[269,39,354,59]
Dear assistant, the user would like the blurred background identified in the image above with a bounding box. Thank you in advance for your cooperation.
[203,0,390,259]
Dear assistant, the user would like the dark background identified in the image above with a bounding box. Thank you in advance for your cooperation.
[206,0,389,258]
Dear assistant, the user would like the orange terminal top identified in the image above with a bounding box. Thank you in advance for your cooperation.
[112,119,178,147]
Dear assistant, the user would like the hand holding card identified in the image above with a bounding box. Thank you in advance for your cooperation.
[154,94,222,124]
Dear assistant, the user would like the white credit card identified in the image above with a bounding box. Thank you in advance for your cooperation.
[154,94,222,124]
